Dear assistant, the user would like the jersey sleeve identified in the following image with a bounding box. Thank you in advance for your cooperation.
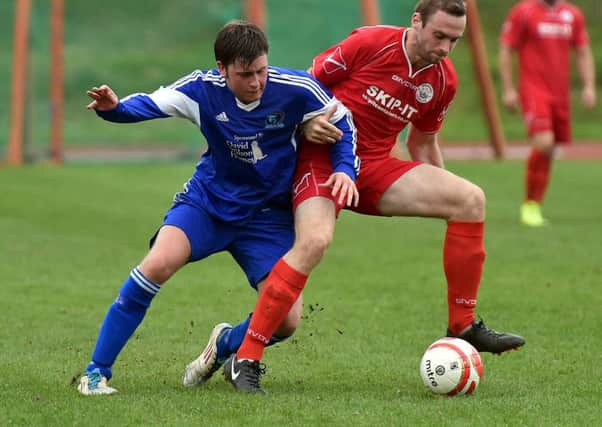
[96,70,202,127]
[292,71,359,180]
[499,4,525,49]
[311,28,378,88]
[304,98,359,181]
[326,100,360,180]
[571,7,590,47]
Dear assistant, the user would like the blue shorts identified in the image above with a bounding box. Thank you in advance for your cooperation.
[151,202,294,289]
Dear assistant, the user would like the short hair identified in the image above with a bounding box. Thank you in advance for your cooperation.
[414,0,466,25]
[214,20,269,68]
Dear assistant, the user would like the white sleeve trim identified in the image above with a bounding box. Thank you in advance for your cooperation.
[148,87,201,127]
[301,97,349,124]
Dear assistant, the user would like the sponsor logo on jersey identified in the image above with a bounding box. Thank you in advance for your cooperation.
[416,83,434,103]
[391,74,418,90]
[226,133,268,164]
[323,46,347,74]
[363,85,419,121]
[537,22,572,38]
[265,111,285,129]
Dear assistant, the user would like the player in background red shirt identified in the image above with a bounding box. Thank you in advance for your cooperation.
[499,0,596,226]
[220,0,525,393]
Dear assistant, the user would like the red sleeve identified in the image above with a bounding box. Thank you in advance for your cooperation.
[311,27,380,86]
[499,4,525,49]
[571,6,589,48]
[412,65,458,134]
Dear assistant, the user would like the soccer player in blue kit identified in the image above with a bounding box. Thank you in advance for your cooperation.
[77,20,359,395]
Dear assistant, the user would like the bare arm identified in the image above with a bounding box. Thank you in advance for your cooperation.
[498,44,519,112]
[575,45,597,109]
[406,125,444,168]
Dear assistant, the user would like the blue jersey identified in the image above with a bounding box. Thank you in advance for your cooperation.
[97,66,359,222]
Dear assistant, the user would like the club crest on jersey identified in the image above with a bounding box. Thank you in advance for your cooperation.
[560,10,574,23]
[265,111,285,129]
[323,46,347,74]
[416,83,434,104]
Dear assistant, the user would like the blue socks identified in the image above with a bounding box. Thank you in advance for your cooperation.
[216,313,290,362]
[86,267,160,379]
[85,270,292,378]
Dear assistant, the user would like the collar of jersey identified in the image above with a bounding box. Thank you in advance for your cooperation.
[235,97,261,112]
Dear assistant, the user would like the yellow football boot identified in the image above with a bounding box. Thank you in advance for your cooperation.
[520,200,547,227]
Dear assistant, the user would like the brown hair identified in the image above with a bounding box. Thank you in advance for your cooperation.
[214,20,269,67]
[414,0,466,25]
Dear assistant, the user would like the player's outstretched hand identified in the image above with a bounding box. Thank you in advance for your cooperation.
[86,85,119,111]
[302,105,343,144]
[319,172,359,207]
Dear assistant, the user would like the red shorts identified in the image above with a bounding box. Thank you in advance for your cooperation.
[520,89,571,144]
[292,143,421,215]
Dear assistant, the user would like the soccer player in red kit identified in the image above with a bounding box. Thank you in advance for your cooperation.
[216,0,525,394]
[499,0,596,226]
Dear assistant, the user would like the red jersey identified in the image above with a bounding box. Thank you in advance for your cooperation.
[312,26,458,161]
[500,0,589,100]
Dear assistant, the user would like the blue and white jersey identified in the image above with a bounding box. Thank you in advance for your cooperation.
[97,66,359,222]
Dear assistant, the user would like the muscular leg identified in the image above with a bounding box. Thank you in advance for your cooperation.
[237,197,336,361]
[377,163,485,221]
[85,226,190,379]
[377,164,485,334]
[216,285,304,361]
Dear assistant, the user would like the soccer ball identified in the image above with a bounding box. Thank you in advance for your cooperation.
[419,337,483,396]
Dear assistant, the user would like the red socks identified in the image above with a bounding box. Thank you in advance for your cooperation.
[237,259,308,361]
[526,148,552,202]
[444,221,485,335]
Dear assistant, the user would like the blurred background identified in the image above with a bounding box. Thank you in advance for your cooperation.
[1,0,601,162]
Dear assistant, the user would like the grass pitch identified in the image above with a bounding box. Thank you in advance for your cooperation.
[1,160,601,426]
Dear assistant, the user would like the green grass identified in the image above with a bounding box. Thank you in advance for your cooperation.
[2,160,602,425]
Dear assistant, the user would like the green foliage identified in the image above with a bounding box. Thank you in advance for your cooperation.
[1,1,601,158]
[2,161,602,425]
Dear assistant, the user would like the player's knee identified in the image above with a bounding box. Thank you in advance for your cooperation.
[139,254,179,284]
[295,232,332,265]
[458,184,486,221]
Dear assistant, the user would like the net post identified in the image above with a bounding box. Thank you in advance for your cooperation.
[360,0,381,26]
[465,0,506,159]
[50,0,65,164]
[244,0,266,30]
[8,0,32,165]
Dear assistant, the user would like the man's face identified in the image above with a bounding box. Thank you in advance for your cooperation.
[218,54,268,104]
[412,10,466,65]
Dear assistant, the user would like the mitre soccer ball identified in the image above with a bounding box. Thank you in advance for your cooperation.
[419,337,483,396]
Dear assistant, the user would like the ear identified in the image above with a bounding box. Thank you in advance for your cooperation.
[411,12,422,29]
[216,61,227,77]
